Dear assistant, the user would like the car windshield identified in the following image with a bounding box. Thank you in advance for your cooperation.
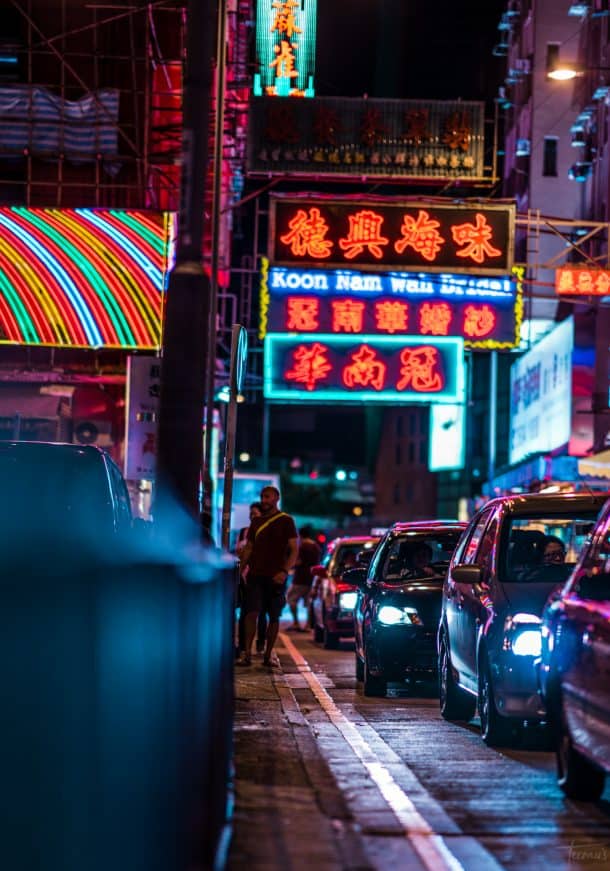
[380,531,462,583]
[499,513,599,584]
[334,541,376,573]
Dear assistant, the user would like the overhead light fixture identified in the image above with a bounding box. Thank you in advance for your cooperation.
[568,161,593,181]
[492,42,508,57]
[568,2,591,14]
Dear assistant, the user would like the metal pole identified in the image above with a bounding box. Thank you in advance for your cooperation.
[155,0,215,527]
[488,350,497,487]
[262,401,270,471]
[221,325,247,549]
[203,0,229,523]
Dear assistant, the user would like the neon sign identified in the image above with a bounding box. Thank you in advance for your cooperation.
[259,262,522,349]
[264,333,465,403]
[270,197,515,274]
[0,207,173,349]
[254,0,316,98]
[556,266,610,297]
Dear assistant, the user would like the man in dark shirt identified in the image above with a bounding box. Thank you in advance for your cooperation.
[286,525,321,631]
[237,486,298,667]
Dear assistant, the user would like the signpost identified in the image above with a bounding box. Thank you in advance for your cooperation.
[221,324,248,549]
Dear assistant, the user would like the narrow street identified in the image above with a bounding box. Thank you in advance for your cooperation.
[230,630,610,871]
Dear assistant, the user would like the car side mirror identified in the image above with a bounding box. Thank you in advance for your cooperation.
[311,564,327,578]
[343,567,367,589]
[452,564,487,592]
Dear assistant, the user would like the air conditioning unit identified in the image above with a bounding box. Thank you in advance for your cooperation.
[514,57,531,75]
[72,419,114,448]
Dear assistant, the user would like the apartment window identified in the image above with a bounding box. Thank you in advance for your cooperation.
[395,443,401,465]
[396,415,403,437]
[408,443,415,463]
[543,136,558,177]
[420,440,427,464]
[545,43,560,76]
[393,483,401,505]
[409,414,416,435]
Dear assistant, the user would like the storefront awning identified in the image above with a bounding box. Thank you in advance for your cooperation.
[578,450,610,479]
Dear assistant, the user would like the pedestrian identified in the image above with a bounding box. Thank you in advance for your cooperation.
[235,501,267,655]
[236,485,298,668]
[286,525,321,631]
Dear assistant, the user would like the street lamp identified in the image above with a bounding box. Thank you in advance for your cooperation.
[547,61,610,81]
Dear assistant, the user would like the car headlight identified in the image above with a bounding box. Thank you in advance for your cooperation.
[338,591,358,610]
[503,613,542,657]
[377,604,421,626]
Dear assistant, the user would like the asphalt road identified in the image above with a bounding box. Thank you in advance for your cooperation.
[275,629,610,871]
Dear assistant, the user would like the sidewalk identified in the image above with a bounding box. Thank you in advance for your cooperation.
[226,643,374,871]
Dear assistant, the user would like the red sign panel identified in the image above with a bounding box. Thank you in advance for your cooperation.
[270,196,515,275]
[556,266,610,297]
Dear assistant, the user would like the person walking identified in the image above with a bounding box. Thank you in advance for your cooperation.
[286,525,321,631]
[235,502,267,655]
[237,485,298,668]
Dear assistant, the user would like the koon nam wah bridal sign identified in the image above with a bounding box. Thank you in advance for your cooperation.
[269,196,515,275]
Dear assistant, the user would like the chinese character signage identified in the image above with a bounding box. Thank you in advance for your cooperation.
[247,96,486,180]
[260,261,521,349]
[264,333,465,403]
[509,318,574,466]
[125,355,161,480]
[270,196,515,275]
[254,0,317,97]
[556,266,610,297]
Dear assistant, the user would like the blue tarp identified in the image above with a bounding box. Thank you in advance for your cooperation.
[0,85,120,167]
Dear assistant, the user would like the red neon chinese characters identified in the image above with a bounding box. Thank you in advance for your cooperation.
[342,345,387,390]
[419,302,452,336]
[285,342,332,390]
[375,301,408,333]
[396,347,444,392]
[331,299,365,332]
[338,210,389,260]
[394,210,445,262]
[451,213,501,264]
[280,208,333,259]
[271,0,302,39]
[286,297,319,331]
[463,304,496,338]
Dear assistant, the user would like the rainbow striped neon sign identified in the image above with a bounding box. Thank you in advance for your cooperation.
[0,207,174,349]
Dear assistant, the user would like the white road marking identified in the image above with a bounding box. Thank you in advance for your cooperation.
[279,632,501,871]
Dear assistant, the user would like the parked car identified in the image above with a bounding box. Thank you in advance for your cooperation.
[351,521,467,696]
[0,440,134,546]
[538,495,610,800]
[438,492,607,747]
[310,535,380,648]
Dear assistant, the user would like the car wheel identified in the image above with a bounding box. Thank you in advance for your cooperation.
[323,626,339,650]
[556,704,605,800]
[478,659,516,747]
[355,651,364,681]
[439,635,476,721]
[363,653,386,697]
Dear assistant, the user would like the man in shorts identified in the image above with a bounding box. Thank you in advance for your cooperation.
[237,485,298,668]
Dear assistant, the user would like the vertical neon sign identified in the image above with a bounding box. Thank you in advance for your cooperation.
[254,0,317,97]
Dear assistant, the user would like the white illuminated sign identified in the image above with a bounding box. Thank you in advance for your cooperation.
[429,403,465,471]
[509,317,574,465]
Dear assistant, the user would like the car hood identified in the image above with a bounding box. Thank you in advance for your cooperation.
[380,577,444,595]
[497,581,559,618]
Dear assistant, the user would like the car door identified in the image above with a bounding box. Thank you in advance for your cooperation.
[447,508,495,690]
[355,536,386,659]
[567,519,610,767]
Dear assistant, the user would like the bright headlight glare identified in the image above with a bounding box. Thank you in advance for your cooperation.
[511,628,542,657]
[339,591,358,610]
[377,605,419,626]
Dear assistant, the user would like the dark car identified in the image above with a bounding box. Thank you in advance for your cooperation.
[310,535,380,648]
[538,496,610,800]
[352,521,467,696]
[0,440,133,545]
[438,492,607,747]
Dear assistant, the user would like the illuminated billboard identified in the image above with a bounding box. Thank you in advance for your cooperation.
[556,266,610,297]
[509,318,574,465]
[0,207,173,349]
[264,332,465,403]
[270,196,515,275]
[429,404,465,471]
[254,0,317,97]
[259,261,521,349]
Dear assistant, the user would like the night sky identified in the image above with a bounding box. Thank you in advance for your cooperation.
[316,0,507,105]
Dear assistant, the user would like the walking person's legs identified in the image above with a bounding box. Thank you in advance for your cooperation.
[236,577,263,665]
[256,610,267,652]
[263,577,287,667]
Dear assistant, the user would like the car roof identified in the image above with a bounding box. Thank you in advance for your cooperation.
[0,440,107,458]
[476,492,610,515]
[329,535,380,546]
[391,520,468,532]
